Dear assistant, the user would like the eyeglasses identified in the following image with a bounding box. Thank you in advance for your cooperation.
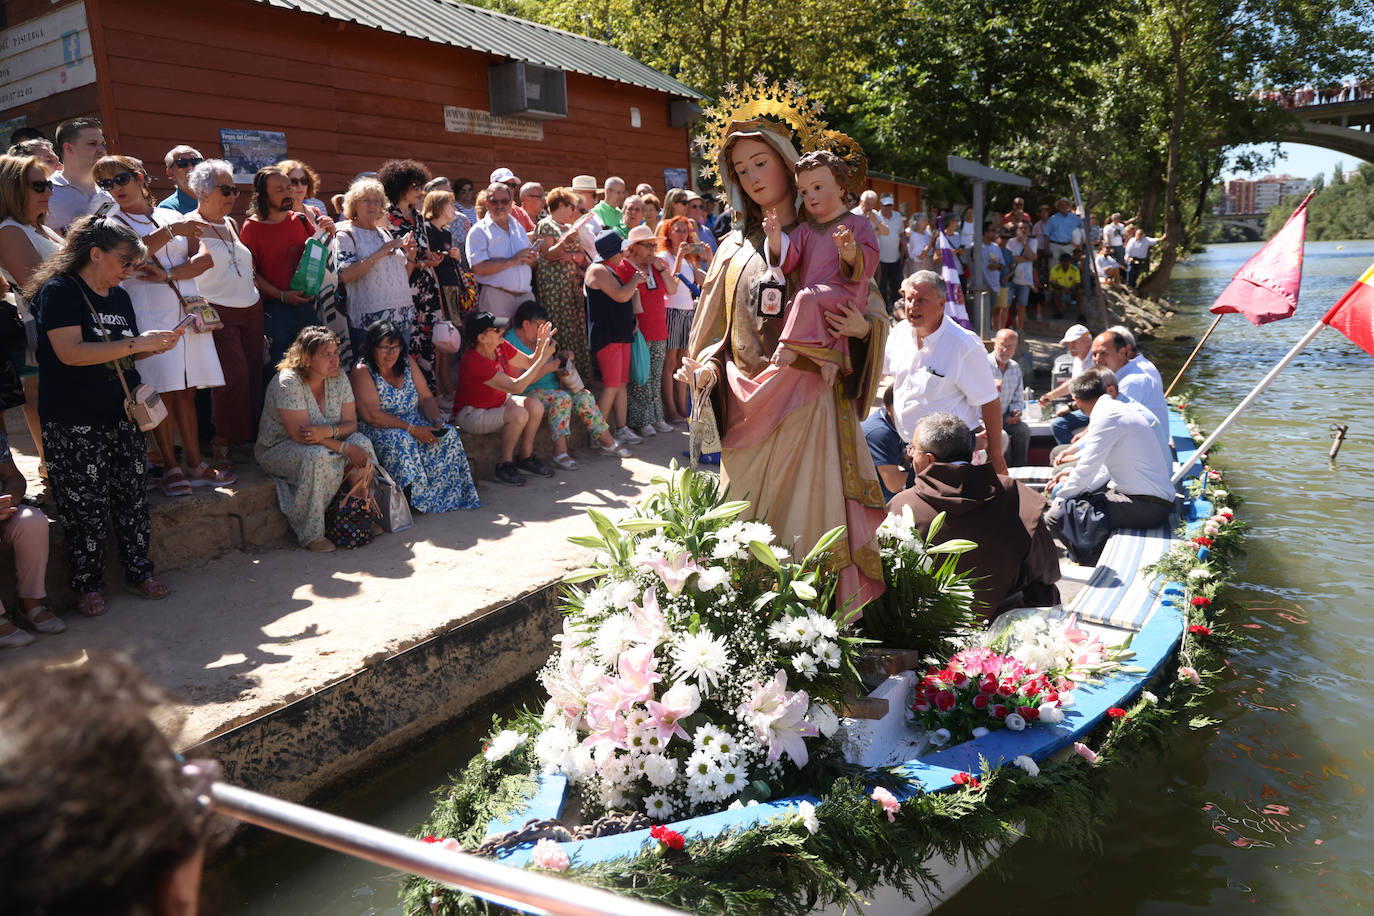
[95,171,138,191]
[688,202,705,209]
[28,179,53,194]
[288,177,309,187]
[173,157,203,169]
[488,197,512,206]
[117,254,137,270]
[217,185,240,197]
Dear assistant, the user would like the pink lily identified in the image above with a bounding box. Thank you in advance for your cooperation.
[646,551,704,596]
[629,587,667,646]
[645,681,701,745]
[596,644,661,712]
[580,698,627,752]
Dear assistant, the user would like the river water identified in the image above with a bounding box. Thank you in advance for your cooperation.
[224,240,1374,915]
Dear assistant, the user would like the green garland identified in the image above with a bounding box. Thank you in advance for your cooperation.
[401,413,1243,916]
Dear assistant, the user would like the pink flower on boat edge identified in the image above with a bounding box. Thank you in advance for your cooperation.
[871,786,900,822]
[1074,742,1099,765]
[646,552,704,596]
[1179,666,1202,685]
[531,838,570,871]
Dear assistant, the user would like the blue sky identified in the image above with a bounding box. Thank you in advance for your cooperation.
[1224,142,1368,181]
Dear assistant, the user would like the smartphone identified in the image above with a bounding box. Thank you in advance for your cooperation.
[431,426,449,437]
[94,201,114,218]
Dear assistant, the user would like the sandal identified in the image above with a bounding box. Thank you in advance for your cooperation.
[159,466,192,497]
[23,604,66,635]
[210,442,234,472]
[75,592,107,617]
[552,452,579,470]
[186,461,237,488]
[126,578,170,601]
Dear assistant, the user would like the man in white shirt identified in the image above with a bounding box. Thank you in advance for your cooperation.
[47,117,112,235]
[1124,228,1161,288]
[1102,212,1134,262]
[1038,323,1093,442]
[466,181,536,321]
[1108,324,1164,390]
[1053,367,1171,473]
[1044,369,1175,543]
[1005,220,1037,329]
[1091,330,1168,432]
[883,270,1007,474]
[572,174,602,260]
[876,194,906,312]
[1095,243,1124,286]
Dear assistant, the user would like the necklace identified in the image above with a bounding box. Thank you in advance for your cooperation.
[203,219,242,277]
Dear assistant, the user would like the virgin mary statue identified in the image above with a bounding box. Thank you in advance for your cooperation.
[683,82,889,610]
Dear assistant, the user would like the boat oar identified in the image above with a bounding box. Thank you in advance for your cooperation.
[1164,314,1222,397]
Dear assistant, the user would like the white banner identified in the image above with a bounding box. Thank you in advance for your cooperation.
[443,106,544,142]
[0,5,96,114]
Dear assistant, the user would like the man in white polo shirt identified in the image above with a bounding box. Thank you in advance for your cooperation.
[883,270,1007,474]
[466,181,535,321]
[876,194,906,312]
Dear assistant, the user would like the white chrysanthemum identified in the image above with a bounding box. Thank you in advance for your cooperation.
[1013,755,1040,777]
[807,703,839,738]
[483,729,526,763]
[695,565,730,591]
[641,753,678,788]
[533,725,578,774]
[792,652,818,678]
[797,800,819,834]
[593,612,636,662]
[716,757,748,797]
[772,546,790,561]
[686,771,728,805]
[766,618,794,645]
[684,747,723,779]
[692,723,729,751]
[641,730,666,755]
[580,587,612,618]
[741,521,774,545]
[643,792,677,820]
[670,631,732,691]
[625,707,651,731]
[630,534,673,566]
[781,616,811,645]
[814,639,841,669]
[611,579,642,609]
[812,614,839,641]
[625,725,654,756]
[711,521,750,560]
[598,779,630,810]
[566,747,595,783]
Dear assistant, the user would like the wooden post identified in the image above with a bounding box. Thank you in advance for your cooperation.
[1164,313,1223,397]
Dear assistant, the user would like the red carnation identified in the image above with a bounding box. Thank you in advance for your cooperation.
[951,671,971,690]
[422,835,439,843]
[650,825,685,850]
[972,694,989,710]
[979,675,998,695]
[1193,536,1213,547]
[1020,706,1039,721]
[1191,597,1211,608]
[935,689,957,712]
[951,772,981,788]
[1188,623,1212,634]
[1107,707,1126,719]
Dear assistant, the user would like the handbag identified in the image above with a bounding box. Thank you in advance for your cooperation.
[558,358,586,394]
[629,328,649,386]
[373,463,414,533]
[77,287,169,431]
[432,320,461,353]
[289,235,330,296]
[324,461,381,548]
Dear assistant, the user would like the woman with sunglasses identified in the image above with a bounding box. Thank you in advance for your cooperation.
[378,159,445,394]
[0,153,64,486]
[279,159,334,237]
[25,217,181,615]
[189,159,264,469]
[92,155,234,497]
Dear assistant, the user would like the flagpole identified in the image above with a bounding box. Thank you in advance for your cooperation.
[1164,314,1224,397]
[1172,318,1327,484]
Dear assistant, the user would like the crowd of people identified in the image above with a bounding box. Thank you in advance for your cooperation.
[1257,81,1374,108]
[0,117,747,641]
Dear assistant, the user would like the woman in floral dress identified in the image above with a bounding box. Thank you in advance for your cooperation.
[378,159,444,392]
[532,188,591,378]
[350,320,479,513]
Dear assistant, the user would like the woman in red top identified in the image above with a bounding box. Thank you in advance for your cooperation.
[450,310,558,487]
[623,224,675,438]
[239,168,314,366]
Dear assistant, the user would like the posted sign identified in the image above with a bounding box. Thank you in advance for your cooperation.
[0,5,97,113]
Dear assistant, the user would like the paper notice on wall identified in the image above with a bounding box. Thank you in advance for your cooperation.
[219,128,288,183]
[443,106,544,142]
[0,4,97,114]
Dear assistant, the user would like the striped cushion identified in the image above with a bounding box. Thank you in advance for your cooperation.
[1068,525,1174,630]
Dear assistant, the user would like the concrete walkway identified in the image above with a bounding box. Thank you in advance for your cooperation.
[0,425,692,748]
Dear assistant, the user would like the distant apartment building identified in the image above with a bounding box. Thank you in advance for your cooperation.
[1222,174,1313,214]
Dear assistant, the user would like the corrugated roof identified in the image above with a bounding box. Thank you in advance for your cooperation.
[249,0,704,99]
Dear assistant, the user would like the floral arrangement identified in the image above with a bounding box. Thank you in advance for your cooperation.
[530,466,867,820]
[911,646,1072,745]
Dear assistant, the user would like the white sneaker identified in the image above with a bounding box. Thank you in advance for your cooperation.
[0,623,34,649]
[652,420,675,434]
[615,426,643,444]
[636,424,657,438]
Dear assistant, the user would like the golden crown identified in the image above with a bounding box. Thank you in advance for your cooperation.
[694,76,867,193]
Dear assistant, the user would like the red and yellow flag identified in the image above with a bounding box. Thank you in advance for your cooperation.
[1322,262,1374,358]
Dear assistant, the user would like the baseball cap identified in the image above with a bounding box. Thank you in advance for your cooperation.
[463,310,502,345]
[880,194,894,205]
[490,167,520,185]
[1059,323,1091,345]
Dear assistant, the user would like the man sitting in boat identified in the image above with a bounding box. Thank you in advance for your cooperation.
[1051,367,1171,473]
[1091,329,1169,433]
[1038,323,1093,444]
[1043,370,1175,563]
[887,412,1060,618]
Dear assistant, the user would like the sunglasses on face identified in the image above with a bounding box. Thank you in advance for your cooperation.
[217,185,240,197]
[289,177,309,187]
[488,197,512,206]
[174,157,203,169]
[29,179,53,194]
[95,171,138,191]
[409,182,425,192]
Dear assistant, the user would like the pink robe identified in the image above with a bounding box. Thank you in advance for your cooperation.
[777,213,880,376]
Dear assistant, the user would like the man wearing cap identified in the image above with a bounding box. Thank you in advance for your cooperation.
[1038,323,1093,443]
[157,144,203,214]
[466,181,536,322]
[491,167,534,233]
[1045,197,1084,264]
[570,175,601,259]
[876,195,906,311]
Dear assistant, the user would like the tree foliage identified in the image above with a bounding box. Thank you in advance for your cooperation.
[1264,163,1374,240]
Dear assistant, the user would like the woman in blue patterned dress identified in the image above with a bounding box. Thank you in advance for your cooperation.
[349,320,479,513]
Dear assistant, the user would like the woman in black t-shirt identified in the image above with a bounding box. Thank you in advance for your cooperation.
[24,216,183,618]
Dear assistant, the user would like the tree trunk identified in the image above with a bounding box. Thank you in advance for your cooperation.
[1137,19,1187,299]
[1137,156,1164,232]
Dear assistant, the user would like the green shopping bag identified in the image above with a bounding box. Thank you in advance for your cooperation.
[289,237,329,296]
[629,329,649,386]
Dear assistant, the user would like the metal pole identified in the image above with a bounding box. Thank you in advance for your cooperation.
[1172,318,1326,483]
[971,179,987,337]
[1164,313,1224,396]
[208,783,684,916]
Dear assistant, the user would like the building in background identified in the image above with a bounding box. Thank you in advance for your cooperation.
[1223,173,1314,214]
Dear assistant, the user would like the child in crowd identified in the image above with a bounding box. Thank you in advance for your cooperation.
[762,149,878,386]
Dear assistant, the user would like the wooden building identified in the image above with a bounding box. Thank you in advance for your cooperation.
[866,171,925,216]
[0,0,703,199]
